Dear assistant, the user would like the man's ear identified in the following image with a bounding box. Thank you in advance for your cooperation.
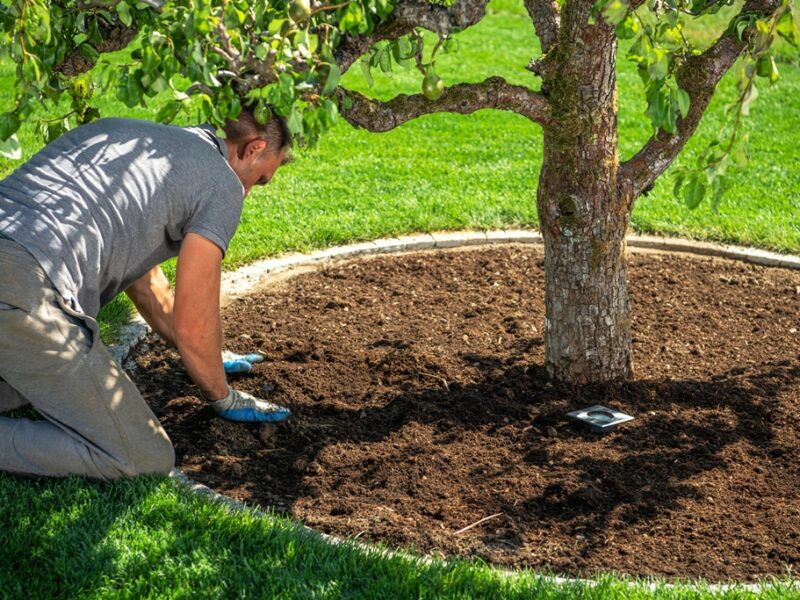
[241,138,267,160]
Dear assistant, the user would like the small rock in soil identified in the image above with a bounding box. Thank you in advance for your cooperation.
[258,424,277,445]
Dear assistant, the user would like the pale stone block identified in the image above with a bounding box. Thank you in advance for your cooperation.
[499,229,543,245]
[321,241,379,259]
[372,237,408,254]
[431,230,488,248]
[110,315,149,365]
[393,233,437,252]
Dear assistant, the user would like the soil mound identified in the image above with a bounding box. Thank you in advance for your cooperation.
[132,245,800,582]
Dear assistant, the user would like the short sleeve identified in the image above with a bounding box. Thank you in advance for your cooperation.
[183,182,244,256]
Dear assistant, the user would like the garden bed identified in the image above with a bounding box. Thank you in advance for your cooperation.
[132,245,800,582]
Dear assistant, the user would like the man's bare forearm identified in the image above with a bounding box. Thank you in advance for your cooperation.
[173,311,229,400]
[173,233,230,401]
[124,266,177,347]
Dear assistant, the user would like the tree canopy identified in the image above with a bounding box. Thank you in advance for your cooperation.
[0,0,795,207]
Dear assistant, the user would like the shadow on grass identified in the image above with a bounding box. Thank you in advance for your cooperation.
[0,471,591,598]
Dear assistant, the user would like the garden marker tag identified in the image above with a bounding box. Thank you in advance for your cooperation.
[566,405,634,433]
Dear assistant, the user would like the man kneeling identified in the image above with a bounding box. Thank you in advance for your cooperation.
[0,107,291,480]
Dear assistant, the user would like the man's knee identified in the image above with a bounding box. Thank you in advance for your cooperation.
[117,436,175,478]
[134,437,176,476]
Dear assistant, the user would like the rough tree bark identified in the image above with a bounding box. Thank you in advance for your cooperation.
[535,1,632,382]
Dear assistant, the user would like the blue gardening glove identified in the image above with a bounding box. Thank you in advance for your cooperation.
[210,386,291,423]
[222,350,264,374]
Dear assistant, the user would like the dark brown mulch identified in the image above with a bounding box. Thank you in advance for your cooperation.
[131,245,800,583]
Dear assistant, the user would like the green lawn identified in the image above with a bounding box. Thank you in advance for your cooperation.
[1,0,800,597]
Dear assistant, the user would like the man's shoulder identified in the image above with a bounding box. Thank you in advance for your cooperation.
[76,117,211,144]
[78,118,228,163]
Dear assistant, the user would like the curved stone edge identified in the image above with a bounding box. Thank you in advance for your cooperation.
[110,314,149,367]
[218,230,800,300]
[110,229,800,593]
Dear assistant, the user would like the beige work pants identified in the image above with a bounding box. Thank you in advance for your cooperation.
[0,238,174,480]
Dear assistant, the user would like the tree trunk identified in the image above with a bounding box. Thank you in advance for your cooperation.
[537,13,632,383]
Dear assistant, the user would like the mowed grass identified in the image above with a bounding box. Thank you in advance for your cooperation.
[2,473,798,599]
[1,0,800,597]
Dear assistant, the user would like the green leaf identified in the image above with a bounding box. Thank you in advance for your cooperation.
[709,173,731,213]
[21,56,43,83]
[0,134,21,160]
[342,93,353,111]
[672,171,685,199]
[155,100,181,123]
[378,47,391,73]
[253,101,271,125]
[116,1,132,27]
[320,62,341,97]
[360,58,375,88]
[645,87,669,130]
[683,174,706,209]
[287,107,303,137]
[741,82,759,116]
[320,98,339,128]
[776,9,798,46]
[338,3,364,33]
[0,112,21,140]
[756,55,779,83]
[648,49,670,82]
[602,0,629,26]
[676,88,690,118]
[79,43,100,62]
[443,36,460,54]
[733,14,755,41]
[615,14,639,39]
[78,106,101,124]
[43,118,69,144]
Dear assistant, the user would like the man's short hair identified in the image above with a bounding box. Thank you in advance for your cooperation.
[224,104,292,158]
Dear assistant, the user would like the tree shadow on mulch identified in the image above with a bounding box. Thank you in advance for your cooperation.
[141,348,800,581]
[135,246,800,581]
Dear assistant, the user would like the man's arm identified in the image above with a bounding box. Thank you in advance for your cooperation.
[126,233,291,422]
[125,265,177,347]
[126,263,265,375]
[171,232,228,400]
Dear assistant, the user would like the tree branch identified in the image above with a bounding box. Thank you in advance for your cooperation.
[338,76,551,130]
[334,0,489,73]
[618,0,782,200]
[53,23,138,77]
[523,0,560,54]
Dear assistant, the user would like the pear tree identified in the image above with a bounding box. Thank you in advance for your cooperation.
[0,0,796,383]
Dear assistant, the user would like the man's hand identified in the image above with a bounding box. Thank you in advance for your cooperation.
[222,351,265,374]
[209,387,291,423]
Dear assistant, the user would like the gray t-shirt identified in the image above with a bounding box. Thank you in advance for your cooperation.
[0,118,244,316]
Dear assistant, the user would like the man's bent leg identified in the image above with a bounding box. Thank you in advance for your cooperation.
[0,379,30,413]
[0,244,174,480]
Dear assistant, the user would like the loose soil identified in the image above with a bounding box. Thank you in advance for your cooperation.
[131,245,800,583]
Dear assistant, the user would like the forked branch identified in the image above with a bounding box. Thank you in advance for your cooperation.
[338,76,551,130]
[619,0,782,200]
[523,0,560,53]
[53,23,138,77]
[334,0,490,73]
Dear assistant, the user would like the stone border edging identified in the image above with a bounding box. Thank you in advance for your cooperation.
[219,230,800,300]
[113,229,800,594]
